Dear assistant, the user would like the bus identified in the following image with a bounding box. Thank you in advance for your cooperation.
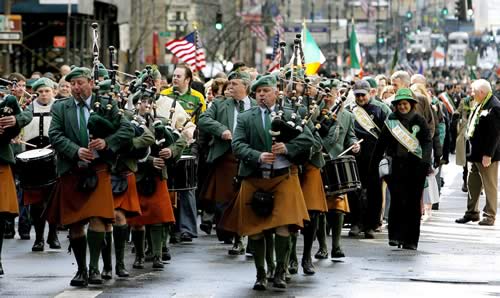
[447,32,469,67]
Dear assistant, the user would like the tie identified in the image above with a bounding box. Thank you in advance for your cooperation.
[78,102,89,148]
[264,110,272,151]
[235,100,244,113]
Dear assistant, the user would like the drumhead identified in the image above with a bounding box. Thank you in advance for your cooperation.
[16,148,54,160]
[180,155,196,160]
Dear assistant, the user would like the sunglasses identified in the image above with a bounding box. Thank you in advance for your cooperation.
[354,93,366,97]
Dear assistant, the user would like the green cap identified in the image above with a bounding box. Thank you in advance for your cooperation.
[364,77,377,88]
[228,70,251,82]
[98,63,109,79]
[251,74,277,92]
[392,88,417,104]
[26,78,37,88]
[32,77,56,92]
[65,67,92,81]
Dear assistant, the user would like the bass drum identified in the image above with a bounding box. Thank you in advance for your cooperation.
[15,148,57,189]
[167,155,197,192]
[321,155,361,196]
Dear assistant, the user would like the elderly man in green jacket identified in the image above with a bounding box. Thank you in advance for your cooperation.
[47,67,134,287]
[198,70,256,254]
[0,95,32,275]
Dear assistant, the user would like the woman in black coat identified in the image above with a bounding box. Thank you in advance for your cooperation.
[370,88,432,250]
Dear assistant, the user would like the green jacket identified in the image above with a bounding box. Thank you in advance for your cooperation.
[0,109,33,164]
[199,97,257,163]
[48,96,135,176]
[322,108,358,158]
[232,106,314,177]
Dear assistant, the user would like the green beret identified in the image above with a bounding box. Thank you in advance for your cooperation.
[251,74,277,92]
[26,78,37,88]
[321,79,340,89]
[98,63,109,79]
[65,67,92,81]
[392,88,417,104]
[32,77,56,92]
[364,77,377,88]
[97,79,120,94]
[228,71,251,82]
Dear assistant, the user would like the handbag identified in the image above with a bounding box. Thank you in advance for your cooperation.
[378,156,392,178]
[76,168,98,193]
[111,174,129,195]
[249,190,275,218]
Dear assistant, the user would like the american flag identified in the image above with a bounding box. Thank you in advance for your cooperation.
[165,31,206,71]
[267,33,281,72]
[360,0,375,18]
[250,24,267,41]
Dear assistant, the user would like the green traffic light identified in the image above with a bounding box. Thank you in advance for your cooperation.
[406,11,413,19]
[215,23,223,30]
[442,7,448,16]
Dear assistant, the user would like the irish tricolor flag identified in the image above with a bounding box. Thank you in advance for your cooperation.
[301,24,326,75]
[349,20,363,76]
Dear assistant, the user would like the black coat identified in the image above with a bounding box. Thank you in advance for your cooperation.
[467,95,500,162]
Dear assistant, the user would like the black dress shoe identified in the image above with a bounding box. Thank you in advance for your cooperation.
[162,247,171,261]
[314,247,329,259]
[301,258,315,275]
[70,268,88,287]
[19,233,31,240]
[115,264,130,277]
[228,241,245,255]
[272,265,287,289]
[88,268,103,284]
[199,222,212,235]
[47,236,61,249]
[133,256,145,269]
[3,230,14,239]
[388,239,400,247]
[455,215,480,224]
[152,256,164,269]
[266,267,275,282]
[0,261,4,275]
[402,243,417,250]
[364,229,375,239]
[32,240,45,252]
[180,233,192,242]
[253,268,267,291]
[331,247,345,258]
[101,268,112,280]
[288,258,298,274]
[461,184,468,192]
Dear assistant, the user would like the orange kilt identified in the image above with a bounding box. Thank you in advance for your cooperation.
[0,163,19,216]
[220,166,310,236]
[300,163,328,212]
[327,193,350,213]
[113,172,142,218]
[127,177,175,226]
[201,153,238,204]
[46,165,115,226]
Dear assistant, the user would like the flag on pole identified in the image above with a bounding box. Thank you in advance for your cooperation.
[349,20,363,76]
[301,23,326,75]
[165,31,206,71]
[438,92,456,113]
[267,32,281,72]
[469,67,477,80]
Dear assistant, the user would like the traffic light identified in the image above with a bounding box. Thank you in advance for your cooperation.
[377,34,385,45]
[441,7,448,17]
[455,0,467,21]
[403,26,410,34]
[406,11,413,20]
[416,26,421,34]
[215,11,223,30]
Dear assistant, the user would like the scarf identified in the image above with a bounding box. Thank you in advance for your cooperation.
[466,92,492,139]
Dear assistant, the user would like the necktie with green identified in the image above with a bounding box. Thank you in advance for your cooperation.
[78,102,89,148]
[264,109,272,151]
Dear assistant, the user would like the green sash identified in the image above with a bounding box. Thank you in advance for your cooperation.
[385,119,422,159]
[352,106,380,139]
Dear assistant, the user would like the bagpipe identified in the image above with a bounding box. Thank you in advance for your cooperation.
[0,94,22,145]
[313,83,352,138]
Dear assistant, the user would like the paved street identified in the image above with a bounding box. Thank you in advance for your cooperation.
[2,156,500,297]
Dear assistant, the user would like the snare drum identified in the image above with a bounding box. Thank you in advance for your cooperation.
[321,155,361,196]
[167,155,197,192]
[15,148,57,189]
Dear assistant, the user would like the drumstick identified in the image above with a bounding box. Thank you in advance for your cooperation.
[338,139,364,157]
[19,140,37,148]
[42,144,52,149]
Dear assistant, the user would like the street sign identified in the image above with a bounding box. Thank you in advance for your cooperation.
[285,26,328,33]
[159,31,172,38]
[0,15,22,44]
[168,20,188,26]
[0,32,22,44]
